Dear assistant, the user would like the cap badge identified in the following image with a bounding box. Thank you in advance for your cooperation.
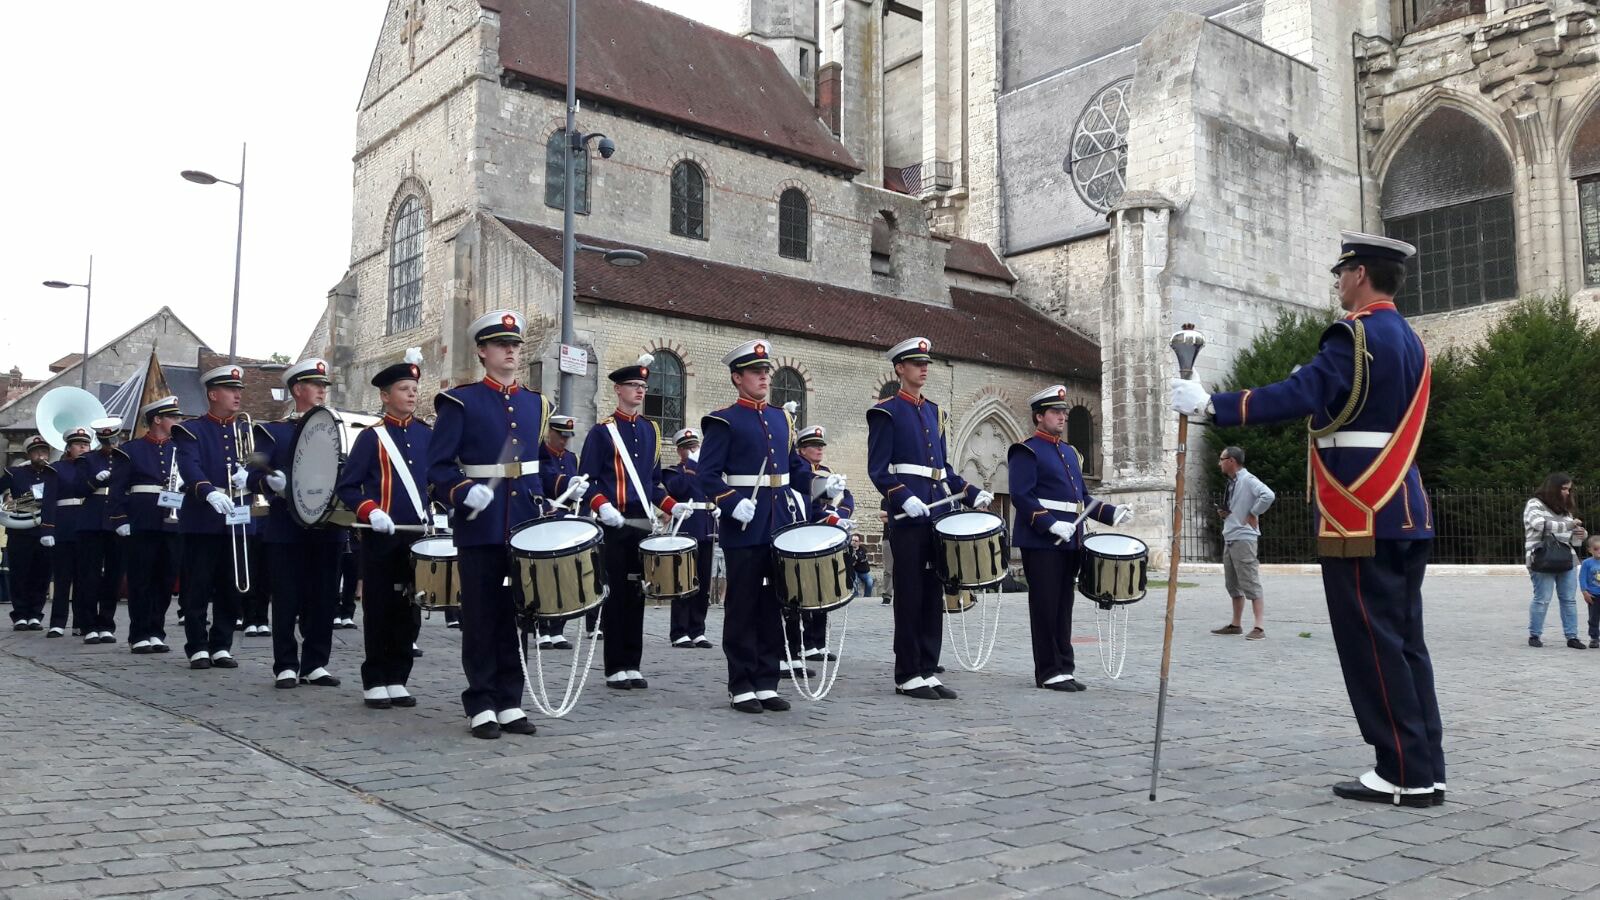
[315,361,326,374]
[1057,387,1067,400]
[501,313,516,329]
[230,368,241,380]
[409,364,419,378]
[640,367,649,379]
[754,342,767,358]
[917,340,928,352]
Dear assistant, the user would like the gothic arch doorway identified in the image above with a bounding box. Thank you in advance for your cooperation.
[953,399,1026,528]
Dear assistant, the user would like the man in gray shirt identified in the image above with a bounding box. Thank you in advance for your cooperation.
[1211,446,1276,640]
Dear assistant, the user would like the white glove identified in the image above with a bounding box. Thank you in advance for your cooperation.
[368,509,396,535]
[95,469,111,484]
[824,473,847,500]
[1171,378,1212,418]
[265,470,287,495]
[732,498,757,524]
[1049,521,1075,543]
[230,466,250,492]
[566,474,591,498]
[900,496,930,519]
[669,503,692,523]
[116,524,131,537]
[712,506,722,519]
[206,490,234,516]
[974,490,995,510]
[835,517,855,532]
[1113,506,1134,527]
[597,503,625,528]
[463,484,494,512]
[40,535,55,548]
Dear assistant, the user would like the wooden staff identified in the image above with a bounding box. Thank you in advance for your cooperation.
[1150,323,1206,801]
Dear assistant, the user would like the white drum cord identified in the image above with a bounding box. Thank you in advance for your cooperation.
[780,601,850,701]
[943,588,1004,672]
[518,595,604,719]
[1094,602,1132,679]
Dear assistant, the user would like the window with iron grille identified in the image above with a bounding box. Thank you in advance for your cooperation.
[1067,406,1095,477]
[387,195,426,334]
[772,367,806,428]
[1581,177,1600,287]
[544,130,590,214]
[778,188,809,259]
[645,351,685,440]
[1386,196,1517,315]
[1399,0,1485,35]
[670,161,706,240]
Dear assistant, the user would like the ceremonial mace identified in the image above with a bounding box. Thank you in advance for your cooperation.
[1149,323,1205,801]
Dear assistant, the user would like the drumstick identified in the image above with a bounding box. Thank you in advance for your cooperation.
[737,452,769,532]
[465,433,517,522]
[893,493,963,522]
[1150,324,1205,802]
[350,523,430,534]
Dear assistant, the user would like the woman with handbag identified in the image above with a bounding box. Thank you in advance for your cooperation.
[1524,473,1588,648]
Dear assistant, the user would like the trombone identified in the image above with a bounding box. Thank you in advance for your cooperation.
[227,413,268,593]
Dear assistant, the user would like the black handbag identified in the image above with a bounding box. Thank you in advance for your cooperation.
[1530,521,1575,573]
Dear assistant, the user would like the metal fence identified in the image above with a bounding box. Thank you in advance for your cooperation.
[1181,490,1530,565]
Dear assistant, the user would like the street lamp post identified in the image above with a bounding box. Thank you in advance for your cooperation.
[43,256,94,390]
[181,142,247,364]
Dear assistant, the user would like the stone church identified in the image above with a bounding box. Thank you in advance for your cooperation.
[302,0,1102,536]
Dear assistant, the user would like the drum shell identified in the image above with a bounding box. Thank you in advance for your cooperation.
[509,519,607,623]
[1076,535,1149,606]
[771,523,854,614]
[640,536,698,600]
[933,511,1010,591]
[944,589,977,614]
[410,536,460,611]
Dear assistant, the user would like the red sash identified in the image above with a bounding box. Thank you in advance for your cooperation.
[1310,304,1430,557]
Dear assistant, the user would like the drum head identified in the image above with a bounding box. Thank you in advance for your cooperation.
[289,406,345,528]
[935,510,1004,538]
[1082,533,1148,559]
[640,534,697,554]
[510,517,603,555]
[410,535,457,559]
[772,523,846,555]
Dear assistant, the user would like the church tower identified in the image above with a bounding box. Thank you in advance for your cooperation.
[739,0,820,103]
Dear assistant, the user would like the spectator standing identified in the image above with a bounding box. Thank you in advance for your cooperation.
[847,533,874,598]
[1581,536,1600,649]
[1524,473,1587,649]
[1210,446,1275,640]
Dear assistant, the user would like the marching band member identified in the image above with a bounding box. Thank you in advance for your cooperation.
[536,414,580,650]
[578,355,687,689]
[110,397,183,654]
[866,337,992,701]
[173,365,253,670]
[336,350,429,710]
[663,427,716,650]
[1171,232,1445,807]
[252,359,343,689]
[80,420,123,644]
[1009,386,1130,693]
[698,339,812,713]
[786,425,851,665]
[3,435,55,630]
[43,428,95,638]
[428,309,568,740]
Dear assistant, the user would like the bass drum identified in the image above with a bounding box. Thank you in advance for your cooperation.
[771,523,854,614]
[509,517,607,624]
[288,405,350,528]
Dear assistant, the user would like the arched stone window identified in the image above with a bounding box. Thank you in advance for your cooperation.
[387,194,426,334]
[778,188,809,260]
[1571,102,1600,286]
[1381,107,1516,315]
[870,211,895,276]
[545,130,590,214]
[644,350,685,438]
[670,161,707,240]
[771,366,806,428]
[1068,406,1095,477]
[877,380,900,401]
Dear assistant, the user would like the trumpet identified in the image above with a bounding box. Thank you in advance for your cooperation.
[163,452,180,526]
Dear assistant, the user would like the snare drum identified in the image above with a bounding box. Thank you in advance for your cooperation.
[640,534,698,599]
[1077,533,1149,607]
[509,517,607,623]
[771,523,854,613]
[934,510,1009,591]
[410,535,460,611]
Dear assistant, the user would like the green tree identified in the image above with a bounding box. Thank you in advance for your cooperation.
[269,352,291,364]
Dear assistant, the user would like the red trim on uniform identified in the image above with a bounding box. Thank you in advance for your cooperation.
[612,409,638,422]
[896,390,924,406]
[1032,430,1059,444]
[661,496,678,515]
[1353,560,1406,789]
[355,500,379,524]
[204,413,234,425]
[481,376,520,395]
[735,397,767,411]
[377,442,393,515]
[825,514,840,526]
[544,443,565,458]
[614,452,628,510]
[143,434,169,445]
[590,493,611,512]
[449,479,473,506]
[382,413,413,427]
[1346,300,1398,320]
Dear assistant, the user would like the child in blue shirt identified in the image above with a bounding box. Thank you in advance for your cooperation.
[1581,536,1600,648]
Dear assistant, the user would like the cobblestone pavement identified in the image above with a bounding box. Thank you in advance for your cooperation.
[2,570,1597,899]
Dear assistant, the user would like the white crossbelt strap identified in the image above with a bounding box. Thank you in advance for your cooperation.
[725,474,790,488]
[1040,499,1083,514]
[606,422,659,518]
[128,485,164,495]
[888,463,947,480]
[57,499,85,507]
[1314,431,1393,450]
[372,424,426,522]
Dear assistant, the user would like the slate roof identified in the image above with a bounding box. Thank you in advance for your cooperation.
[482,0,859,173]
[498,218,1099,378]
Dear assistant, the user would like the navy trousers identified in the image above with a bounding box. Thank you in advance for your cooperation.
[179,534,241,657]
[599,525,646,675]
[358,532,419,690]
[1022,547,1082,686]
[722,546,782,696]
[6,531,50,622]
[126,531,179,644]
[457,545,524,719]
[268,542,339,676]
[1320,539,1444,790]
[888,523,945,684]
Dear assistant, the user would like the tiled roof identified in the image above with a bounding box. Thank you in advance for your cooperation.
[498,218,1099,378]
[941,236,1017,284]
[482,0,859,173]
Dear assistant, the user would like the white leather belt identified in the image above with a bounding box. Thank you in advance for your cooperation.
[1040,499,1083,514]
[57,499,85,507]
[725,474,789,488]
[461,460,539,478]
[679,502,716,511]
[128,485,165,495]
[92,488,109,497]
[889,464,947,480]
[1315,431,1392,450]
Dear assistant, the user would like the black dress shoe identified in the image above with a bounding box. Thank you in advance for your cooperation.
[1331,781,1434,808]
[131,644,153,655]
[28,622,44,631]
[932,665,945,674]
[629,677,648,689]
[390,694,417,708]
[211,656,239,669]
[500,717,538,735]
[694,638,714,648]
[190,658,212,670]
[896,685,940,700]
[606,679,632,690]
[151,642,171,653]
[551,638,572,650]
[803,651,839,662]
[46,629,64,638]
[11,623,25,632]
[471,721,502,739]
[730,698,764,713]
[1041,681,1074,691]
[411,646,423,658]
[760,696,791,711]
[364,698,392,709]
[930,684,958,700]
[1068,679,1087,692]
[275,676,297,689]
[1433,789,1446,806]
[302,674,340,687]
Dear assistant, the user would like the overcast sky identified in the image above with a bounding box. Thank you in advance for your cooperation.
[0,0,742,382]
